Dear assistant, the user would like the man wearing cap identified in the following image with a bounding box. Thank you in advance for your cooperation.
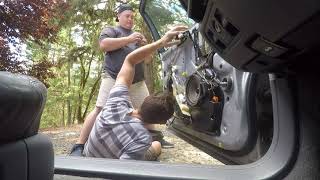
[70,3,173,156]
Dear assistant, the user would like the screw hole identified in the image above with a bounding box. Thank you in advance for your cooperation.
[222,77,227,83]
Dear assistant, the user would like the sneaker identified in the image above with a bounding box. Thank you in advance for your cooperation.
[159,139,174,149]
[69,144,84,156]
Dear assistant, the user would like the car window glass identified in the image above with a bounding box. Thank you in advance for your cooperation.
[144,0,195,37]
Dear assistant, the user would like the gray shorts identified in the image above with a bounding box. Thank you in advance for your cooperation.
[96,73,150,108]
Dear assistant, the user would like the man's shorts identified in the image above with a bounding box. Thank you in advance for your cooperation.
[96,72,150,108]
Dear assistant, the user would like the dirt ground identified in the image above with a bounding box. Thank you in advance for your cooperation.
[41,124,223,166]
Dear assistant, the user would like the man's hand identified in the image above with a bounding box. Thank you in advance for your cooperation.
[159,26,188,47]
[137,35,148,46]
[128,32,144,43]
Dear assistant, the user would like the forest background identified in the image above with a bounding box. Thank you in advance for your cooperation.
[1,0,180,128]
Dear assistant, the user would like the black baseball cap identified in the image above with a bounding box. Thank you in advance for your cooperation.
[116,4,134,22]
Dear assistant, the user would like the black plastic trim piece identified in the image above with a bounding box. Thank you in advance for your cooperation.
[250,37,289,57]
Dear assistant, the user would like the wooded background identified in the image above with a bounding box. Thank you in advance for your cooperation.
[0,0,189,128]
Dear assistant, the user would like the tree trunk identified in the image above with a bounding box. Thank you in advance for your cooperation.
[144,60,155,94]
[62,101,65,126]
[81,71,101,122]
[140,23,156,94]
[67,60,72,126]
[77,94,83,124]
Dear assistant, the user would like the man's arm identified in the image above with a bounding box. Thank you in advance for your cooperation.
[115,26,188,87]
[99,32,144,52]
[144,54,152,64]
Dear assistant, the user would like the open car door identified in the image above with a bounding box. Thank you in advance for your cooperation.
[139,0,273,165]
[138,0,320,179]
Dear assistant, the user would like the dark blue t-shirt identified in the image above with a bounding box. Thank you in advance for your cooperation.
[99,26,144,83]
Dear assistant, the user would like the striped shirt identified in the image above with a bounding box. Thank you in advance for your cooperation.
[84,84,152,160]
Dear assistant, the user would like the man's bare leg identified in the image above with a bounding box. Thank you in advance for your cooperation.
[70,106,102,156]
[77,106,102,144]
[151,141,161,155]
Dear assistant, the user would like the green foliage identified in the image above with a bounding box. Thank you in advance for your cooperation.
[5,0,191,128]
[0,0,68,74]
[39,0,118,127]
